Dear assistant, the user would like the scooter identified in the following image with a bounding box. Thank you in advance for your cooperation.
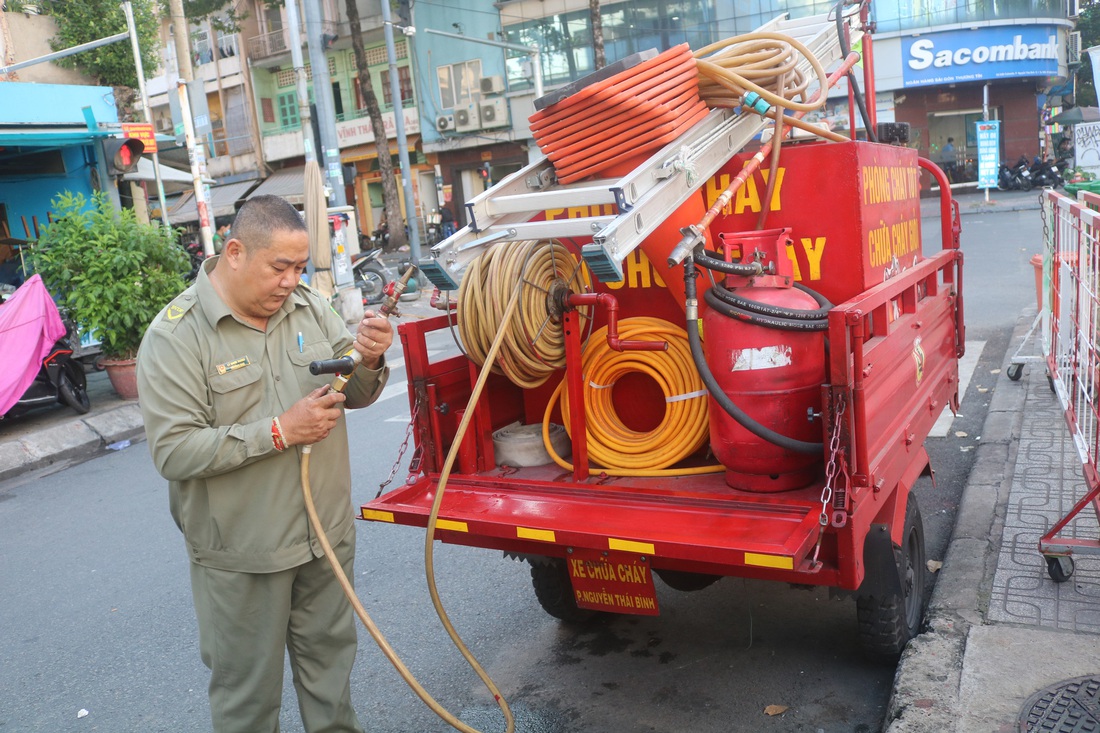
[0,275,90,420]
[351,247,393,305]
[1029,156,1064,189]
[183,240,206,281]
[998,155,1033,191]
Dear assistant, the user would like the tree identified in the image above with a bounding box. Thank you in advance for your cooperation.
[589,0,605,70]
[344,0,407,251]
[1076,1,1100,106]
[47,0,160,90]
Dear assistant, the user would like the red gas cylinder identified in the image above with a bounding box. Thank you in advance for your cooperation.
[703,286,825,492]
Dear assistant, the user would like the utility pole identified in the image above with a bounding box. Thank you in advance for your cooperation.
[167,0,214,256]
[381,0,419,263]
[122,0,169,228]
[303,0,347,210]
[284,0,314,165]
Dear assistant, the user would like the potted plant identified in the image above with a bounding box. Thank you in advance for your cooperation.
[33,191,188,399]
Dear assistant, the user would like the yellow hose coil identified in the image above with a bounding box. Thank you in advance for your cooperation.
[542,317,722,477]
[458,240,589,389]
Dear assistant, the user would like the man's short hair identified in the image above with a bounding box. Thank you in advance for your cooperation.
[231,195,306,251]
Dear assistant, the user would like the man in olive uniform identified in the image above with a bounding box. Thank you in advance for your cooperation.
[137,195,393,732]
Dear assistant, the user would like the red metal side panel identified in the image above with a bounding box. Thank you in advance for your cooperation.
[708,141,923,309]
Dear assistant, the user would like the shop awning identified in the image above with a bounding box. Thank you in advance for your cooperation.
[124,157,193,188]
[167,179,260,225]
[1049,107,1100,125]
[244,166,306,206]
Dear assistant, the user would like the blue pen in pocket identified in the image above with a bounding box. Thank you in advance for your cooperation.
[297,332,304,353]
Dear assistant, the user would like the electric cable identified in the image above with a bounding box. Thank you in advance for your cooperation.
[299,270,515,733]
[541,317,722,477]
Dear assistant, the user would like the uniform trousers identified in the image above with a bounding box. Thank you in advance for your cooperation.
[189,528,364,733]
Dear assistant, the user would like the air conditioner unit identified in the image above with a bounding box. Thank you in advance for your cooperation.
[454,103,481,132]
[1069,31,1082,66]
[479,98,509,129]
[155,117,172,133]
[435,113,455,132]
[479,75,505,95]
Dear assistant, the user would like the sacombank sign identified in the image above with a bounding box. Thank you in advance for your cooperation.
[902,25,1060,88]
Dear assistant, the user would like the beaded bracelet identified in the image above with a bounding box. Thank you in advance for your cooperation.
[271,416,287,452]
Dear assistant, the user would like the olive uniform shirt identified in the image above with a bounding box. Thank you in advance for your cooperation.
[137,258,388,573]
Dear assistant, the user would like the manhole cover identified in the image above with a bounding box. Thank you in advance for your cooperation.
[1018,675,1100,732]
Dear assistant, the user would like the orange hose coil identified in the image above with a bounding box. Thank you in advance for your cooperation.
[529,45,709,184]
[542,317,718,475]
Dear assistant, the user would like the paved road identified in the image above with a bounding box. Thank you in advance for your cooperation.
[0,205,1041,733]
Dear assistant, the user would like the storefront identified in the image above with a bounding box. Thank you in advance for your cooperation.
[873,20,1072,187]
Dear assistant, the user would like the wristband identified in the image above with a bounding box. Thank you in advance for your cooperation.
[272,416,287,452]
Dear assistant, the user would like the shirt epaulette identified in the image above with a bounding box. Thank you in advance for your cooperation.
[153,291,198,332]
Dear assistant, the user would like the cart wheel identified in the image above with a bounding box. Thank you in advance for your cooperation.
[857,495,926,659]
[1007,363,1024,381]
[529,557,596,623]
[1047,374,1056,394]
[1045,555,1074,583]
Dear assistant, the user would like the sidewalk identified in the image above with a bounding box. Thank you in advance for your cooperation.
[886,306,1100,731]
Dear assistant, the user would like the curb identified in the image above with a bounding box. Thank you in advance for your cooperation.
[883,310,1032,732]
[0,403,145,483]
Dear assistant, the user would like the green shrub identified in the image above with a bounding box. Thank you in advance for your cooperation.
[34,191,188,359]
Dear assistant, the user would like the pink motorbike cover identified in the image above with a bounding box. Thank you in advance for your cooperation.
[0,274,67,416]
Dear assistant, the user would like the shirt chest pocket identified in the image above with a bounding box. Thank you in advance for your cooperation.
[288,340,339,393]
[208,362,265,425]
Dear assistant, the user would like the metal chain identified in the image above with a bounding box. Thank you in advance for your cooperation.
[375,392,422,498]
[812,392,847,567]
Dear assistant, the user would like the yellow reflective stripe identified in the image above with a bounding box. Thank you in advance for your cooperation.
[436,519,469,533]
[517,527,556,542]
[744,552,793,570]
[608,538,655,555]
[361,509,394,522]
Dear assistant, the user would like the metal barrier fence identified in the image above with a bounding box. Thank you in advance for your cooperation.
[1038,189,1100,582]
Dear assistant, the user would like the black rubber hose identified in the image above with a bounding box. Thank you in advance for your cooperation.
[834,0,877,143]
[693,249,762,277]
[685,261,823,454]
[707,281,833,322]
[704,288,828,332]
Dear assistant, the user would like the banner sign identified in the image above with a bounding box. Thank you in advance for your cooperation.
[902,25,1060,87]
[121,122,157,153]
[976,120,1000,190]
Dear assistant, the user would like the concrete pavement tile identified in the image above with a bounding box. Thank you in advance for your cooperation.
[20,421,100,461]
[948,480,1000,541]
[957,625,1100,732]
[975,408,1019,445]
[82,404,145,445]
[0,441,33,483]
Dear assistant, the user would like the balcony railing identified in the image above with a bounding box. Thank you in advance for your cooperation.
[247,21,339,61]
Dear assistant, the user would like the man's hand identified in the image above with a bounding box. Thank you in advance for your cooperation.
[279,385,346,446]
[352,310,393,369]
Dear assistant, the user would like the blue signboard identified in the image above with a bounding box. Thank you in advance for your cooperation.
[976,120,1001,190]
[902,26,1059,88]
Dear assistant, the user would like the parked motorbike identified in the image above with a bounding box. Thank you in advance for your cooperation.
[0,275,90,420]
[1028,156,1064,189]
[997,155,1033,191]
[183,239,206,281]
[352,247,393,305]
[368,222,391,250]
[425,211,444,247]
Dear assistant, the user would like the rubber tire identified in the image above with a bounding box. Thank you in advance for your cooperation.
[1007,363,1024,381]
[1046,555,1074,583]
[58,361,90,414]
[655,569,721,592]
[356,264,388,305]
[1019,176,1033,192]
[857,494,926,660]
[529,557,596,623]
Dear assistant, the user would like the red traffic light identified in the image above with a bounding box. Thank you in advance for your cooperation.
[103,137,145,175]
